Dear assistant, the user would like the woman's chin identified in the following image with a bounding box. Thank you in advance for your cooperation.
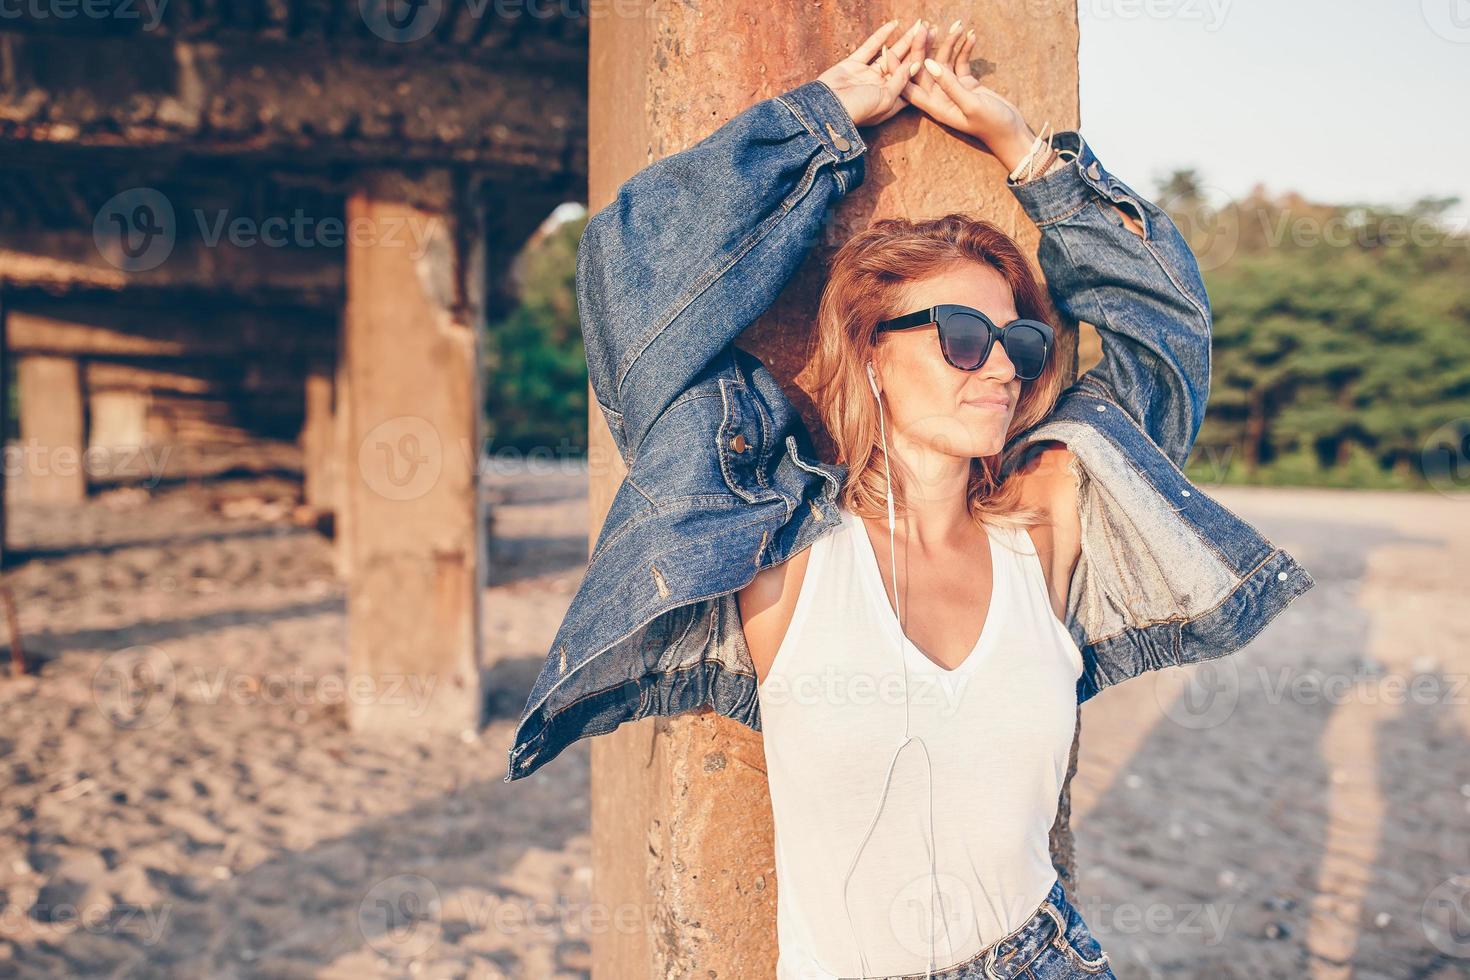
[959,414,1014,451]
[906,415,1012,458]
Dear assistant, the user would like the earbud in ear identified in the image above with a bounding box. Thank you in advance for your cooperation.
[866,362,880,399]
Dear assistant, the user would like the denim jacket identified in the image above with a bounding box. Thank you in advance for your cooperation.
[502,79,1315,784]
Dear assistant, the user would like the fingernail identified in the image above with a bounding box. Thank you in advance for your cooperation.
[967,27,976,39]
[908,61,922,76]
[950,19,961,32]
[913,17,923,31]
[925,58,942,75]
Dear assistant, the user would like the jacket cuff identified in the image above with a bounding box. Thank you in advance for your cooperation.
[1005,130,1118,226]
[776,79,868,195]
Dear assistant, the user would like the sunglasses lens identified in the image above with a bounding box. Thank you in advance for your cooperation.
[941,311,992,370]
[1003,322,1051,379]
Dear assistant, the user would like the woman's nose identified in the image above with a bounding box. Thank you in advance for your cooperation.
[981,337,1018,382]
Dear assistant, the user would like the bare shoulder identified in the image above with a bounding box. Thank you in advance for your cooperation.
[737,543,814,686]
[1010,441,1083,620]
[1012,441,1080,501]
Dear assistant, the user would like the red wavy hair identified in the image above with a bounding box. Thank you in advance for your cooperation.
[806,212,1070,530]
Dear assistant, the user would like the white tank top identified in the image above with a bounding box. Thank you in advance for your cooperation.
[756,506,1083,979]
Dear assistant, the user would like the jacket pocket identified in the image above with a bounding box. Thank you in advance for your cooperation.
[717,377,776,505]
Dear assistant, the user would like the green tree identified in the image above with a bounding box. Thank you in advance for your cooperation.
[1168,181,1470,489]
[482,211,590,456]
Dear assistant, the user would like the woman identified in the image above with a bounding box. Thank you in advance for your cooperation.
[737,18,1122,980]
[503,13,1315,980]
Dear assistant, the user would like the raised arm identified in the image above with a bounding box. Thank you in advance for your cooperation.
[576,81,862,465]
[900,30,1211,467]
[577,20,925,465]
[1004,131,1212,467]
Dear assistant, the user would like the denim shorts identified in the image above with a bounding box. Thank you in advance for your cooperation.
[872,877,1115,980]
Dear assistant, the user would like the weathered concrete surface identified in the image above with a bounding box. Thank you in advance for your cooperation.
[341,167,485,735]
[16,354,87,505]
[586,3,1082,977]
[301,362,337,513]
[0,25,586,169]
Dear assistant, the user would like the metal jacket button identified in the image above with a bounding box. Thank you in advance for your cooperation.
[826,123,851,152]
[730,434,748,453]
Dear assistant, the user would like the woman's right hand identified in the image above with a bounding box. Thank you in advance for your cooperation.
[899,19,1039,173]
[816,18,930,129]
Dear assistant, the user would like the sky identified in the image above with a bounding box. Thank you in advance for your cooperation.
[551,3,1468,234]
[1075,0,1470,229]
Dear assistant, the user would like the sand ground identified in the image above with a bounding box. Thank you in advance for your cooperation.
[0,456,1465,978]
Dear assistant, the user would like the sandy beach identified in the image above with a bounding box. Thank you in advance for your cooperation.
[0,456,1465,978]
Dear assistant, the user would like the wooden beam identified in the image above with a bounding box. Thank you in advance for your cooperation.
[6,301,335,358]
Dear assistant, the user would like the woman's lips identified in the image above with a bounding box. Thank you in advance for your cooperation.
[962,397,1010,411]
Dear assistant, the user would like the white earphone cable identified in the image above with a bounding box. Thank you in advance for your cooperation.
[839,365,943,980]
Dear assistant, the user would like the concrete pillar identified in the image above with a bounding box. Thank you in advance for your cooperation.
[17,355,87,505]
[0,287,7,564]
[342,168,485,734]
[333,315,354,579]
[587,4,1083,976]
[301,360,337,514]
[88,390,148,453]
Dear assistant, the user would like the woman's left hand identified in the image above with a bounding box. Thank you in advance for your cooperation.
[817,18,930,129]
[899,19,1038,172]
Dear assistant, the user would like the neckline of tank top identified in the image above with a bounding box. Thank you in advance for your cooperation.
[842,506,1014,680]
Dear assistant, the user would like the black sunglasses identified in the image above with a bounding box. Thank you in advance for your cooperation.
[874,303,1054,381]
